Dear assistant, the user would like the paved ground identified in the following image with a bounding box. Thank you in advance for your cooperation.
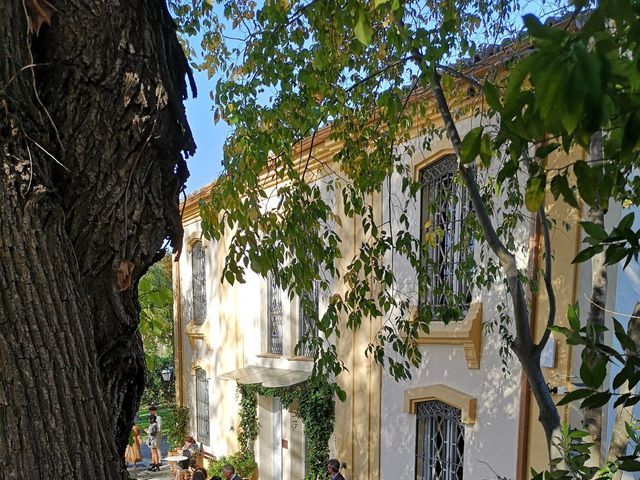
[127,437,174,480]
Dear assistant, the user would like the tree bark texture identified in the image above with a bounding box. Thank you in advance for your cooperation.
[607,302,640,478]
[584,130,607,466]
[0,0,194,477]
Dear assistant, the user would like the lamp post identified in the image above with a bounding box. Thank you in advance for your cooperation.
[160,367,172,382]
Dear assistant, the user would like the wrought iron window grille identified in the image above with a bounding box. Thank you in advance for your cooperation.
[195,368,210,444]
[267,272,284,355]
[419,155,474,317]
[191,241,207,326]
[415,400,464,480]
[298,281,319,357]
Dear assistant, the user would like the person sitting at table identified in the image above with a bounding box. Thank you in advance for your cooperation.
[191,471,206,480]
[174,436,199,479]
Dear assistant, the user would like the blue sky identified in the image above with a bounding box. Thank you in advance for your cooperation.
[183,68,228,194]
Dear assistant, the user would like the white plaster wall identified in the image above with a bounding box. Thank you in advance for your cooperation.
[380,117,526,479]
[179,219,240,455]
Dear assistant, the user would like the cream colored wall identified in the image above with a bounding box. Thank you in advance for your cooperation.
[178,219,240,457]
[176,110,595,480]
[380,117,528,479]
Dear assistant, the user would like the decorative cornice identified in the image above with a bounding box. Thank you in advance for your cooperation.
[185,318,210,348]
[415,302,483,369]
[404,384,477,425]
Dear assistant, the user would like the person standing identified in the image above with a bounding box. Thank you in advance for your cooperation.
[124,425,142,467]
[222,464,241,480]
[149,405,163,454]
[327,459,345,480]
[146,415,161,471]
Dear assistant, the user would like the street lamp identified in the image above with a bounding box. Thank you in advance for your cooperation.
[160,367,172,382]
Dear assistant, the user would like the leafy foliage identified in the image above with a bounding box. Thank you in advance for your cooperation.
[164,405,191,450]
[237,380,335,479]
[531,422,640,479]
[172,0,549,387]
[170,0,640,473]
[139,255,175,405]
[208,451,258,479]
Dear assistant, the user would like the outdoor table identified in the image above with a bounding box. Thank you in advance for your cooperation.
[164,455,188,464]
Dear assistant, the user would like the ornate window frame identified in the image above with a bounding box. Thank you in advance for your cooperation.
[412,149,483,370]
[184,233,210,347]
[404,384,477,425]
[194,366,210,445]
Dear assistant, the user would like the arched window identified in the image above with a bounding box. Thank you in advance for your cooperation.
[267,272,283,354]
[191,240,207,326]
[419,155,473,315]
[298,281,319,357]
[415,400,464,480]
[195,368,210,444]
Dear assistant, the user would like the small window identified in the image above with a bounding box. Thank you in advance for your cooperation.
[195,368,210,444]
[419,155,473,316]
[191,241,207,326]
[267,273,283,354]
[415,400,464,480]
[298,281,319,357]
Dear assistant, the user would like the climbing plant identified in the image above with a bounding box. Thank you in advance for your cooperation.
[237,380,335,480]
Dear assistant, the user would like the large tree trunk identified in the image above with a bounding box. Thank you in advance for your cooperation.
[0,0,194,477]
[607,302,640,479]
[584,130,607,466]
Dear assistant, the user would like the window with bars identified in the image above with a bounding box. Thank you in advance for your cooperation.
[267,273,283,354]
[415,400,464,480]
[191,241,207,326]
[195,368,210,444]
[419,155,473,314]
[297,281,319,357]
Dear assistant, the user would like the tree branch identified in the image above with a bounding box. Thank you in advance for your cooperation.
[435,63,482,90]
[535,205,556,353]
[427,69,532,349]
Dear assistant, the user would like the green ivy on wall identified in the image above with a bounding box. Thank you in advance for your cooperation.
[237,380,335,480]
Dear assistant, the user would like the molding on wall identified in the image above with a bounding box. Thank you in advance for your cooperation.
[404,384,477,425]
[185,318,210,348]
[415,302,483,369]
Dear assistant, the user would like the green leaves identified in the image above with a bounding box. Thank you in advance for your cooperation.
[550,174,579,209]
[354,10,373,46]
[525,175,546,212]
[581,221,607,242]
[460,126,484,164]
[483,82,502,111]
[556,388,592,406]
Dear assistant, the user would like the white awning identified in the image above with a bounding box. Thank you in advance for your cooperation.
[218,366,311,387]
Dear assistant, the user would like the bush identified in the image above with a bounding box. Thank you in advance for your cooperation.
[163,405,190,450]
[208,452,257,479]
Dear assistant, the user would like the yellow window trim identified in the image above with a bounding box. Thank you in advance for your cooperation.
[185,318,210,347]
[414,302,482,369]
[404,384,477,425]
[190,362,213,377]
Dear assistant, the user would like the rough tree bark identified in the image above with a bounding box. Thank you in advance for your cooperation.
[0,0,194,477]
[584,130,607,466]
[607,302,640,479]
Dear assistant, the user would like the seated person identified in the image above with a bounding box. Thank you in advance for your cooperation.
[174,436,199,480]
[191,471,206,480]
